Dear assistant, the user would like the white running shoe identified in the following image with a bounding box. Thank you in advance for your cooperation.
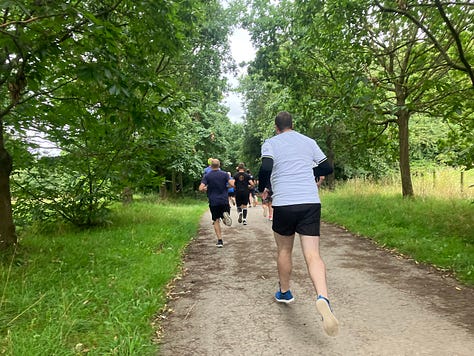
[316,295,339,337]
[222,212,232,226]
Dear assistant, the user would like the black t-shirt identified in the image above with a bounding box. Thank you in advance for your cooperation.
[233,171,252,192]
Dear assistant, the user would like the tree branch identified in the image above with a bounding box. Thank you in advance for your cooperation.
[375,1,470,76]
[434,0,474,86]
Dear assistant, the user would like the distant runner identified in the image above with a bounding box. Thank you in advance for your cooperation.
[199,159,233,247]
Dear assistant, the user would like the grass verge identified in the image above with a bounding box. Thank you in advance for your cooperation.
[321,181,474,286]
[1,199,208,355]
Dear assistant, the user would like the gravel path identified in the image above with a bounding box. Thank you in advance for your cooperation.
[158,206,474,355]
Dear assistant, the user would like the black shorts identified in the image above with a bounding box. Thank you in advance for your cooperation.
[209,204,230,222]
[235,191,250,206]
[272,204,321,236]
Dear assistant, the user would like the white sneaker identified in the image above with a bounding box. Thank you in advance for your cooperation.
[316,296,339,337]
[222,212,232,226]
[243,219,247,225]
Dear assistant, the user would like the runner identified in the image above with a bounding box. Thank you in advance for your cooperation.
[233,163,254,226]
[247,170,258,207]
[199,159,233,247]
[203,157,213,175]
[261,186,273,221]
[258,111,338,336]
[227,172,236,207]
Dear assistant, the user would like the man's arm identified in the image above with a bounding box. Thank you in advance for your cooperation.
[258,157,273,192]
[313,159,333,177]
[316,175,325,187]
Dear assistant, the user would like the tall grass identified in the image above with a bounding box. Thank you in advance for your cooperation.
[1,199,208,355]
[321,168,474,285]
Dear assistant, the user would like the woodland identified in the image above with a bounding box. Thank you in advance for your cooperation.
[1,0,473,250]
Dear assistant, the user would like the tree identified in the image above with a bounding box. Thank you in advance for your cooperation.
[241,0,473,196]
[1,0,225,248]
[340,0,473,195]
[375,0,474,87]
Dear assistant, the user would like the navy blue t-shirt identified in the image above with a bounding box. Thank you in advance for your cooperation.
[202,170,230,206]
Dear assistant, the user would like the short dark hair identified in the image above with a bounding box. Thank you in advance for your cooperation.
[275,111,293,131]
[211,159,220,169]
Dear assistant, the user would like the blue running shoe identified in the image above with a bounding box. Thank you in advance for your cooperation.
[275,289,294,303]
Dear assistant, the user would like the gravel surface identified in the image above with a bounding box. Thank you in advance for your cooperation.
[158,205,474,355]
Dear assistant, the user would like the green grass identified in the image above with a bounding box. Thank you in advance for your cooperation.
[1,199,208,355]
[2,169,473,354]
[321,170,474,285]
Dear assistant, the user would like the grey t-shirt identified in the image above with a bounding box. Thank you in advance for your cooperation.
[261,130,327,206]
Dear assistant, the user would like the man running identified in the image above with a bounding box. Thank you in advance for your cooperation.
[199,159,233,247]
[233,163,254,225]
[227,172,236,207]
[258,111,338,336]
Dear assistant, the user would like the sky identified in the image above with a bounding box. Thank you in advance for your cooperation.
[223,28,256,123]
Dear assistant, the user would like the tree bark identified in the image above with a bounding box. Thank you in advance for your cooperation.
[171,170,177,197]
[0,123,18,249]
[397,110,414,197]
[325,127,336,190]
[122,187,133,204]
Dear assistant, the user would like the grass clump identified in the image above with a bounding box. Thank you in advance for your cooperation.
[1,199,208,355]
[321,170,474,285]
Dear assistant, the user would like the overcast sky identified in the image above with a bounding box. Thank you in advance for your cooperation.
[223,28,256,123]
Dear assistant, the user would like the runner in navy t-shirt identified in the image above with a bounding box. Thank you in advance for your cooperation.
[199,159,233,247]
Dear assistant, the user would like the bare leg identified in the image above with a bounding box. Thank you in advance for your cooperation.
[300,234,339,336]
[299,235,328,297]
[213,220,222,240]
[274,232,295,292]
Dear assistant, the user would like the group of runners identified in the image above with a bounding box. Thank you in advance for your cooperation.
[200,160,265,233]
[198,111,339,337]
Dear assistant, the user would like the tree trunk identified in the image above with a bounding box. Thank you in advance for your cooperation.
[171,171,177,197]
[325,128,336,190]
[177,172,183,196]
[122,187,133,204]
[159,182,167,199]
[397,110,414,197]
[0,123,18,249]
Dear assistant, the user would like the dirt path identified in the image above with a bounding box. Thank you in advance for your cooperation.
[158,206,474,355]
